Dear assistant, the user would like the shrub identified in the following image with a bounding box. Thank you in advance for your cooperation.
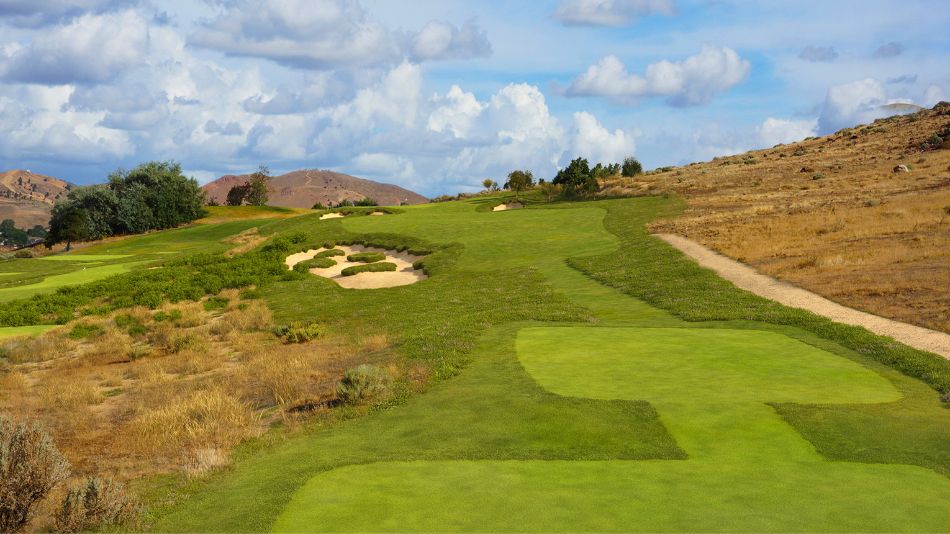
[293,257,336,272]
[621,157,642,177]
[811,173,825,180]
[341,262,397,276]
[239,288,262,300]
[54,477,135,533]
[273,322,321,344]
[337,364,392,405]
[346,252,386,263]
[203,296,229,311]
[0,416,70,532]
[114,314,147,336]
[153,309,182,322]
[354,197,378,206]
[68,323,103,340]
[13,249,33,259]
[792,146,807,156]
[314,248,345,258]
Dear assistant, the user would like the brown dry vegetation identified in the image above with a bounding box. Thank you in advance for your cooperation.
[0,290,398,528]
[603,103,950,333]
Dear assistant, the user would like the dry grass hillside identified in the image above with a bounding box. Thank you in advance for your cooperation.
[603,102,950,334]
[0,169,72,227]
[203,169,429,208]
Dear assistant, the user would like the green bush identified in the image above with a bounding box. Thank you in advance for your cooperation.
[68,323,103,340]
[239,288,262,300]
[341,262,397,276]
[13,249,34,259]
[153,309,182,322]
[273,322,321,344]
[346,252,386,263]
[337,364,392,405]
[314,249,345,258]
[203,296,229,311]
[114,314,146,336]
[293,257,336,272]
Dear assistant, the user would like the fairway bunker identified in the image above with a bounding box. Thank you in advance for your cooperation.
[320,212,345,220]
[285,245,426,289]
[492,202,523,211]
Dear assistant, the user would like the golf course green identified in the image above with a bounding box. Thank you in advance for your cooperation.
[137,196,949,532]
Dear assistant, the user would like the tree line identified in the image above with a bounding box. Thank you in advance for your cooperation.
[46,161,206,250]
[478,156,643,199]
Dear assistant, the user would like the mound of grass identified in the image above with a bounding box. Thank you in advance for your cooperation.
[314,249,345,258]
[273,322,322,344]
[336,364,392,405]
[68,323,103,340]
[203,296,230,311]
[341,262,397,276]
[346,252,386,263]
[293,257,336,272]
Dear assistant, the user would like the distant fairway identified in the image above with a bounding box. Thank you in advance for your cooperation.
[0,261,145,302]
[0,325,55,339]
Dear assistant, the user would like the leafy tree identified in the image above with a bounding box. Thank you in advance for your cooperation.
[312,201,326,210]
[108,161,205,229]
[47,204,90,251]
[0,220,28,246]
[505,170,534,197]
[354,197,378,206]
[61,187,119,240]
[245,166,270,206]
[481,178,494,191]
[27,225,47,238]
[553,157,599,196]
[622,156,643,177]
[226,184,250,206]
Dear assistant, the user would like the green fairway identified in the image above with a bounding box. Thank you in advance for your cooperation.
[90,196,948,532]
[274,326,949,531]
[0,261,145,302]
[274,460,950,533]
[0,325,56,339]
[36,254,131,261]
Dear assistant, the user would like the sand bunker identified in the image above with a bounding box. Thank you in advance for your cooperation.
[492,202,523,212]
[320,212,345,220]
[370,211,387,216]
[285,245,426,289]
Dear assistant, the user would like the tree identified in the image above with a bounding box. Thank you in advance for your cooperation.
[553,157,598,196]
[482,178,494,191]
[505,170,534,197]
[108,161,205,229]
[622,156,643,177]
[27,225,47,238]
[354,197,378,206]
[58,187,118,241]
[47,204,90,251]
[245,166,270,206]
[226,184,250,206]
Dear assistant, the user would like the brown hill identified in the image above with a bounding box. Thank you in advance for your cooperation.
[603,102,950,333]
[202,169,428,208]
[0,169,72,228]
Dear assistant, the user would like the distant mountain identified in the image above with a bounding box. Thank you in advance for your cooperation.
[0,170,72,228]
[202,169,428,208]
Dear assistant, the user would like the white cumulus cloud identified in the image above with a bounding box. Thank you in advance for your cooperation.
[758,117,817,146]
[566,45,750,106]
[571,112,636,164]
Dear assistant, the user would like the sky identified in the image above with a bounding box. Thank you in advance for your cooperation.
[0,0,947,196]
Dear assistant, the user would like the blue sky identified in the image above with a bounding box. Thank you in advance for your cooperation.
[0,0,947,196]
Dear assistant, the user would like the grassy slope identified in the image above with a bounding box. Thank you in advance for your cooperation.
[0,325,55,340]
[152,196,949,532]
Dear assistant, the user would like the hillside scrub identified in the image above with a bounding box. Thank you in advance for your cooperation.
[341,262,397,276]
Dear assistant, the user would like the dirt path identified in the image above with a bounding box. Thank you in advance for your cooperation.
[655,233,950,359]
